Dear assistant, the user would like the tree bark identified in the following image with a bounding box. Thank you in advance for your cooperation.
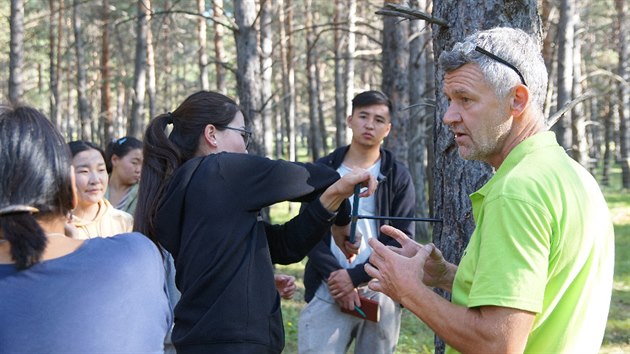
[407,0,432,242]
[161,0,173,112]
[306,0,323,160]
[553,0,576,149]
[260,0,274,156]
[146,0,157,121]
[101,0,113,143]
[344,0,356,120]
[213,0,227,94]
[333,0,347,148]
[430,1,542,352]
[9,0,24,105]
[129,0,148,139]
[233,0,263,156]
[197,0,209,90]
[278,0,296,160]
[571,17,588,168]
[616,0,630,188]
[49,0,61,128]
[382,2,410,164]
[73,0,91,140]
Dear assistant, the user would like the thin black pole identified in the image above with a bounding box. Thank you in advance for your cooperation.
[356,215,443,223]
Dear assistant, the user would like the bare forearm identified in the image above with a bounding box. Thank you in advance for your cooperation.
[400,285,532,353]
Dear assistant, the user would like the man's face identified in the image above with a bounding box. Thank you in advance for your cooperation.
[348,104,391,147]
[442,63,513,167]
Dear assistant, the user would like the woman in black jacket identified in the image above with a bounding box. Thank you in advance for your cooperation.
[134,90,375,354]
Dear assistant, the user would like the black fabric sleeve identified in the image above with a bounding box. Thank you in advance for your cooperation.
[266,198,337,265]
[333,199,351,226]
[217,153,340,212]
[304,236,342,283]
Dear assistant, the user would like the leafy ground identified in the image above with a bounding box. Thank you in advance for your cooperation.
[273,171,630,353]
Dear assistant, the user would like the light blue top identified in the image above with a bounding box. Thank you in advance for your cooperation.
[0,233,172,353]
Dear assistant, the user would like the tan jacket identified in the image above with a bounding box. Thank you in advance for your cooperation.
[71,199,133,239]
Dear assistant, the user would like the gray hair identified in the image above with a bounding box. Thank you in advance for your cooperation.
[439,27,548,119]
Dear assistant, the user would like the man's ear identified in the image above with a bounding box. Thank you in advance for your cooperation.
[511,84,530,118]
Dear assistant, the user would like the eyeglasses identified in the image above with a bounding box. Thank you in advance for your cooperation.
[461,41,527,87]
[223,126,252,148]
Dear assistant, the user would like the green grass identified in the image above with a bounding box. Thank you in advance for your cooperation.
[273,169,630,353]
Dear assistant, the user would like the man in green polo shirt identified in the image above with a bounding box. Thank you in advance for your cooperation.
[365,27,614,353]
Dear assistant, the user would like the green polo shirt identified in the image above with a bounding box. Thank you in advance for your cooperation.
[447,131,614,353]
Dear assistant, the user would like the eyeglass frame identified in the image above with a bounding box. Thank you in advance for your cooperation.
[222,126,253,148]
[461,41,527,87]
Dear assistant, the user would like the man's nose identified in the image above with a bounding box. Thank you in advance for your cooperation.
[442,104,461,126]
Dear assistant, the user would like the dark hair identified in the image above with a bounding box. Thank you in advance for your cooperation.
[351,90,392,115]
[134,90,240,243]
[104,136,143,173]
[0,105,74,270]
[68,140,106,162]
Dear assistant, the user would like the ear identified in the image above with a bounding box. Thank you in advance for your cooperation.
[111,154,120,167]
[346,114,353,125]
[511,84,529,118]
[203,124,219,148]
[383,121,392,138]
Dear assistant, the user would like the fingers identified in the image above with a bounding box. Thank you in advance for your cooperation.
[380,224,413,245]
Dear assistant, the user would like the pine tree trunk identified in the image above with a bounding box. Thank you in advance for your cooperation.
[49,0,61,128]
[213,0,227,94]
[553,0,576,149]
[306,0,323,160]
[197,0,209,91]
[234,0,263,156]
[616,0,630,188]
[260,0,274,156]
[278,0,296,160]
[73,0,91,140]
[333,0,346,148]
[344,0,356,120]
[100,0,113,143]
[146,0,156,122]
[382,4,410,164]
[129,0,148,139]
[9,0,24,105]
[407,0,432,242]
[571,15,588,168]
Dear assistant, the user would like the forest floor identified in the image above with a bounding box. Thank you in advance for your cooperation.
[272,171,630,353]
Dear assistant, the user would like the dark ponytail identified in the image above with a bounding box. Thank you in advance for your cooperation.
[0,213,47,270]
[133,114,182,242]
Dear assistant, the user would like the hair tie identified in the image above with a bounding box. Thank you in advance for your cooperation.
[167,112,174,124]
[0,205,40,216]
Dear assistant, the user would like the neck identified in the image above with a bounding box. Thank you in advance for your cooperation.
[73,201,101,221]
[489,115,545,169]
[109,173,131,191]
[344,143,381,169]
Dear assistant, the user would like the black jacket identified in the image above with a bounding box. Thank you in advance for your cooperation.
[155,152,347,353]
[303,145,416,303]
